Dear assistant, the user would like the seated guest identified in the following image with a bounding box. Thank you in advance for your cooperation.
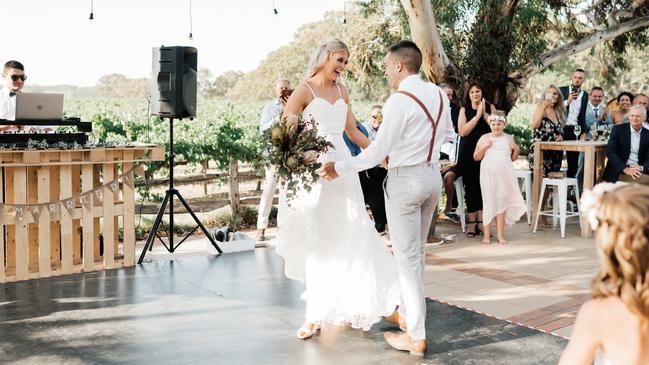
[603,105,649,185]
[343,117,388,234]
[361,105,382,141]
[558,184,649,365]
[609,91,633,125]
[633,93,649,129]
[0,60,26,131]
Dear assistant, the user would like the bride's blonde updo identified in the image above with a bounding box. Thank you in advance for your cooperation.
[304,38,349,79]
[591,184,649,320]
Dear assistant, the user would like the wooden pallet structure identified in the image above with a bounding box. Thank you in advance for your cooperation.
[0,145,164,283]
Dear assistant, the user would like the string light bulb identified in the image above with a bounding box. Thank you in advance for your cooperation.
[188,0,193,40]
[273,0,278,15]
[89,0,94,20]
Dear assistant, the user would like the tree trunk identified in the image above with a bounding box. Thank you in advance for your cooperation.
[400,0,463,92]
[228,158,240,218]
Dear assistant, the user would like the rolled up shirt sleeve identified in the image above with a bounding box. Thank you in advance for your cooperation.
[334,98,406,175]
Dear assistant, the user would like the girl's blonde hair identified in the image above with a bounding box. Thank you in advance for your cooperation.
[304,38,349,80]
[489,110,507,124]
[591,184,649,320]
[536,85,567,125]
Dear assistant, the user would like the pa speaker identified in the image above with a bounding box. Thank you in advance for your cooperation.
[151,46,197,119]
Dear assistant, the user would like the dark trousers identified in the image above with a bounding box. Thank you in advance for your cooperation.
[359,166,387,233]
[562,125,580,178]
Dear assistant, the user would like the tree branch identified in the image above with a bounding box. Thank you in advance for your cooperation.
[509,15,649,82]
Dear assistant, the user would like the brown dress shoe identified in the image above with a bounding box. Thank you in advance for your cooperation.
[382,310,407,331]
[384,331,427,356]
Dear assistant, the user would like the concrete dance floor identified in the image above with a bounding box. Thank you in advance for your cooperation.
[0,248,566,364]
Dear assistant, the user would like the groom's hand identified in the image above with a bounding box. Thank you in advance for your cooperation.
[318,162,339,180]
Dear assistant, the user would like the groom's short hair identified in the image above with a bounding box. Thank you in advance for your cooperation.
[387,40,422,73]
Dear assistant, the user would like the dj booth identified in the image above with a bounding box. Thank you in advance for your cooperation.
[0,119,164,282]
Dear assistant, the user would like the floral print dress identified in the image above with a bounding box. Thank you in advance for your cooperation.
[528,117,563,176]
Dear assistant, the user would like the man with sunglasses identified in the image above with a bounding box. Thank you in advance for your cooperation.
[0,60,27,131]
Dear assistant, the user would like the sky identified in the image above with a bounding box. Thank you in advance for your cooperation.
[2,0,343,86]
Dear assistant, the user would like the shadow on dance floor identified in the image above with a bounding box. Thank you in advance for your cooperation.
[0,248,566,364]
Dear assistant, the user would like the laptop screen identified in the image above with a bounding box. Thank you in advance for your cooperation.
[15,93,64,121]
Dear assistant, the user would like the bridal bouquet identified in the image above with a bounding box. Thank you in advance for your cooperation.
[262,114,333,200]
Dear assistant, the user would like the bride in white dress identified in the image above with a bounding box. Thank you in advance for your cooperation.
[275,38,401,339]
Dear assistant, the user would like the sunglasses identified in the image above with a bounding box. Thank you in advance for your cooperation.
[10,75,26,81]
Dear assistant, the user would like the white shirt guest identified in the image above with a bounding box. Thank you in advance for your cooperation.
[0,86,17,121]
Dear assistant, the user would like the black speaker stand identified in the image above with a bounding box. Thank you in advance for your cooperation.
[138,117,222,264]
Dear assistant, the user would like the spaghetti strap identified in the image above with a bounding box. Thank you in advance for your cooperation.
[304,82,317,98]
[335,83,342,99]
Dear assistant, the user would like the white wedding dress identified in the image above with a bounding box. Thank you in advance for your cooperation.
[275,83,401,330]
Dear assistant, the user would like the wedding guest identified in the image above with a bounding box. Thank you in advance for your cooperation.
[438,83,461,223]
[560,68,589,178]
[558,184,649,365]
[529,85,565,227]
[474,111,526,244]
[603,105,649,186]
[457,81,493,237]
[610,91,633,125]
[633,93,649,129]
[439,83,460,132]
[577,87,608,192]
[344,112,388,234]
[256,78,291,241]
[361,105,382,141]
[0,60,26,131]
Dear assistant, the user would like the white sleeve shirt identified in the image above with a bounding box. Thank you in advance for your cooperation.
[565,87,583,127]
[259,100,281,132]
[335,75,454,175]
[0,87,16,120]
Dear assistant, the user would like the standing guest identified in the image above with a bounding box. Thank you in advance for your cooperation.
[456,81,493,237]
[473,111,526,244]
[577,87,608,192]
[0,60,26,131]
[560,68,589,178]
[438,83,461,223]
[558,184,649,365]
[344,107,388,234]
[256,78,291,241]
[529,85,566,227]
[610,91,633,125]
[603,105,649,185]
[632,93,649,129]
[439,83,460,132]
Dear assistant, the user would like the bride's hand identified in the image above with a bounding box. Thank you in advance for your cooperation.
[317,162,339,180]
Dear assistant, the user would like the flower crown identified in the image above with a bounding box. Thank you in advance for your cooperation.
[488,115,506,122]
[580,182,626,230]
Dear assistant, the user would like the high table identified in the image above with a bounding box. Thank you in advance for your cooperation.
[531,140,607,238]
[0,145,164,283]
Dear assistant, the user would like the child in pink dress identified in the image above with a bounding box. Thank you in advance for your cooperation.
[473,111,526,244]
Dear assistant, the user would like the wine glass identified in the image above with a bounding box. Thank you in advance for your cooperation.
[596,124,604,140]
[573,125,582,140]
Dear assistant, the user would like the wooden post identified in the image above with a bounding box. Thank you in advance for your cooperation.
[122,151,135,266]
[82,163,95,271]
[37,156,51,277]
[13,166,28,281]
[60,152,74,274]
[582,146,595,238]
[28,167,38,272]
[50,163,61,268]
[229,158,240,218]
[102,153,115,269]
[0,166,5,283]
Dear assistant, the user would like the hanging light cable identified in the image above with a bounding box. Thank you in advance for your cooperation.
[89,0,94,20]
[273,0,278,15]
[343,0,347,24]
[188,0,193,40]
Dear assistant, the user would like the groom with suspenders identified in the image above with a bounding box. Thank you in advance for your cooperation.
[319,40,454,355]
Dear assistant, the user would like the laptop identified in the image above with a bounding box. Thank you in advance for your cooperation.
[15,93,64,120]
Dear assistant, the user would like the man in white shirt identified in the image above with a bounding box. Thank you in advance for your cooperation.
[256,78,291,241]
[560,69,589,178]
[0,60,27,131]
[320,40,454,356]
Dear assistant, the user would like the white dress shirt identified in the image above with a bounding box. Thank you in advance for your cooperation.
[627,126,642,166]
[0,86,17,120]
[259,99,281,132]
[335,75,455,175]
[565,86,583,127]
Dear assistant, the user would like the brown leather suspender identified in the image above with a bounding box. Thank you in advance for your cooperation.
[396,90,445,162]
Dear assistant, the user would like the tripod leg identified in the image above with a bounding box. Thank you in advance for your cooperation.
[174,191,223,254]
[137,192,171,264]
